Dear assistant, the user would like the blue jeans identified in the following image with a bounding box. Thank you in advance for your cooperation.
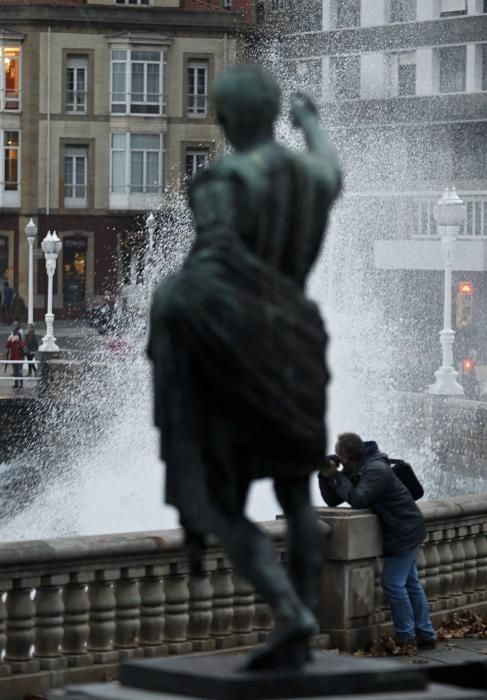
[381,546,435,640]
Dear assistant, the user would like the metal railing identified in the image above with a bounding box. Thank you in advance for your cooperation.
[0,360,40,383]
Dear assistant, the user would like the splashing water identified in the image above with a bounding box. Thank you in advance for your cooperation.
[1,37,483,541]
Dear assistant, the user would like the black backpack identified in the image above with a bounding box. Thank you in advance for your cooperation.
[384,458,424,501]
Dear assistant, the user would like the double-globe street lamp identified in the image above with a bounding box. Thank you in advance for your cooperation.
[39,231,62,353]
[429,187,465,396]
[25,218,38,326]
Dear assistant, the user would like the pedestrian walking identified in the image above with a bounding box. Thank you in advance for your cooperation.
[2,282,13,324]
[6,329,25,390]
[25,323,39,376]
[318,432,436,654]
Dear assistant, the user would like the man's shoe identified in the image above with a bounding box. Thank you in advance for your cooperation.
[417,636,436,650]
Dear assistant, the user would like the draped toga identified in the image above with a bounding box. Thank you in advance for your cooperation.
[148,142,340,538]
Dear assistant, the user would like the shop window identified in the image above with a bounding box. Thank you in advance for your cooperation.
[63,238,87,303]
[439,45,466,93]
[4,131,19,191]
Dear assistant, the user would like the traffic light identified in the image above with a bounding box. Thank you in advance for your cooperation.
[456,280,473,328]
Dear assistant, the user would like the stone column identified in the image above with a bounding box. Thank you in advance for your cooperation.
[88,570,119,664]
[114,569,143,660]
[139,565,168,657]
[63,572,94,667]
[187,565,216,652]
[163,568,192,655]
[5,578,41,673]
[35,575,68,670]
[210,560,236,649]
[316,509,382,651]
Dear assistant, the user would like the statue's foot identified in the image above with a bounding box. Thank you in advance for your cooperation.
[242,605,315,672]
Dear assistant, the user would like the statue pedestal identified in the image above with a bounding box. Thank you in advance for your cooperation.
[117,652,425,699]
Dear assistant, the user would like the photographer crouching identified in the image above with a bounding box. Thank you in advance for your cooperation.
[318,432,436,653]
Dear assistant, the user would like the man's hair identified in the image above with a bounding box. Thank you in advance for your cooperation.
[337,433,366,463]
[213,64,281,143]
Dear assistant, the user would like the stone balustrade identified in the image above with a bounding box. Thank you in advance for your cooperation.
[0,495,487,697]
[317,494,487,650]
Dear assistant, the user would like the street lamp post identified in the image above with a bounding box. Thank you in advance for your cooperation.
[25,218,37,326]
[39,230,62,353]
[429,187,465,396]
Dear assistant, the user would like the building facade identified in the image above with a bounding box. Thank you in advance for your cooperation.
[0,0,250,318]
[279,0,487,381]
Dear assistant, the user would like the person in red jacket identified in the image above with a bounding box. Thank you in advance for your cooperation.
[6,329,25,390]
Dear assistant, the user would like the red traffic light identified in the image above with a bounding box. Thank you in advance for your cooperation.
[459,281,473,295]
[463,358,474,372]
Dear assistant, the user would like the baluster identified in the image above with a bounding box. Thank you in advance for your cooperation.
[164,568,192,654]
[437,536,454,607]
[462,528,478,602]
[474,528,487,601]
[451,533,467,607]
[252,592,272,642]
[114,569,143,660]
[63,572,94,667]
[88,570,119,664]
[188,567,215,652]
[5,578,40,673]
[210,562,236,649]
[35,575,68,669]
[0,584,11,677]
[232,573,257,646]
[139,565,167,657]
[423,534,441,609]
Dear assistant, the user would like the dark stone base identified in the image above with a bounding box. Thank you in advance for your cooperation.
[119,651,427,700]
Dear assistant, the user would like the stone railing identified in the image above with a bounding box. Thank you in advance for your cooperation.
[318,494,487,650]
[0,520,331,700]
[1,495,487,697]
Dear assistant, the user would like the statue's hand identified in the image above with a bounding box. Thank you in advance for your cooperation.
[290,91,319,129]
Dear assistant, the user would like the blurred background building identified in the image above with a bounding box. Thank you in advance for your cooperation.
[0,0,253,318]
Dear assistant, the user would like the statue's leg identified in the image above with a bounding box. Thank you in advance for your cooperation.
[274,476,326,614]
[210,497,315,670]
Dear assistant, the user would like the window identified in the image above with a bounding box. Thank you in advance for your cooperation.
[331,55,360,99]
[483,45,487,90]
[440,0,466,16]
[66,56,87,113]
[4,131,19,192]
[390,0,416,23]
[115,0,150,4]
[63,238,87,303]
[0,46,20,111]
[296,60,323,101]
[223,0,232,8]
[439,46,467,93]
[111,49,165,115]
[110,133,164,206]
[336,0,361,28]
[397,52,416,96]
[64,147,87,208]
[185,149,209,180]
[187,61,208,118]
[484,0,487,13]
[453,125,487,179]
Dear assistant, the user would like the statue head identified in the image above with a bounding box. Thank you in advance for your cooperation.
[214,64,281,151]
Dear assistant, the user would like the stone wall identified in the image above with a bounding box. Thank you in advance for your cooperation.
[318,494,487,650]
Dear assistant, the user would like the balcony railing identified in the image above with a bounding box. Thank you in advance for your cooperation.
[347,191,487,239]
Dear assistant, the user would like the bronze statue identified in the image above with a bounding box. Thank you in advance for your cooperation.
[148,65,342,671]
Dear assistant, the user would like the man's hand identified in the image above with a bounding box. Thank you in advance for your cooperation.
[290,92,319,129]
[319,459,339,479]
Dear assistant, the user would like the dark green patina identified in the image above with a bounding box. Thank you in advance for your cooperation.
[148,65,342,670]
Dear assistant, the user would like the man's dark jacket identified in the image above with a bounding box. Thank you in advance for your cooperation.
[318,442,426,555]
